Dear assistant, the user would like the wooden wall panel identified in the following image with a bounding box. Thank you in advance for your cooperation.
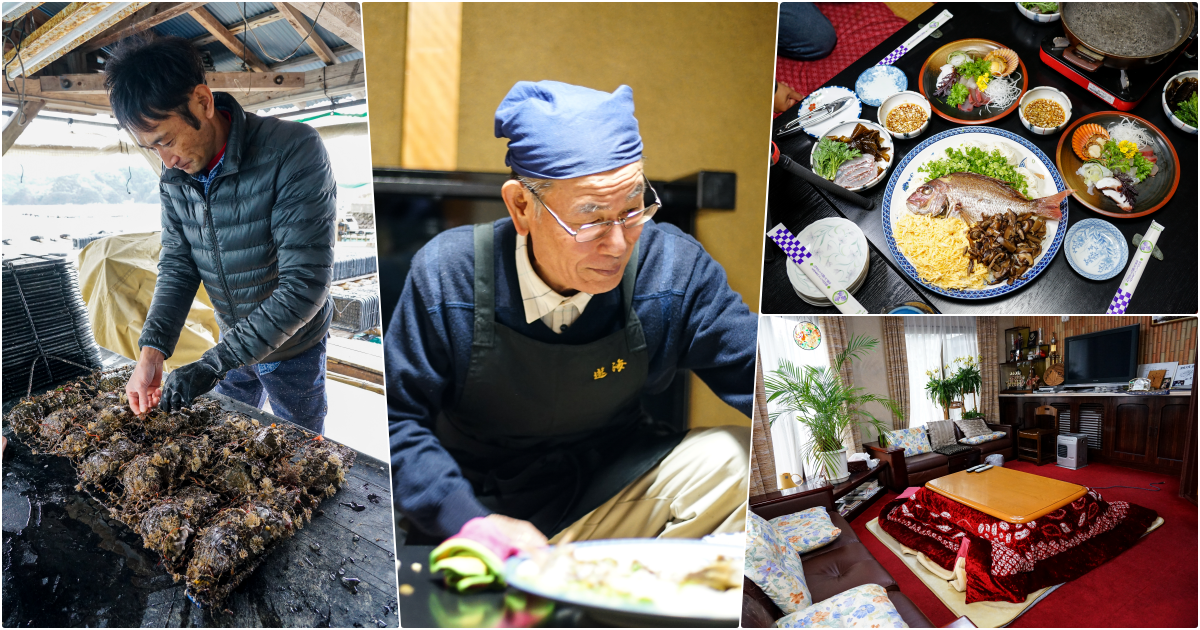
[362,2,407,168]
[1013,316,1197,366]
[400,2,461,170]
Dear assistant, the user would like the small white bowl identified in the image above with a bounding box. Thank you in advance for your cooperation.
[1018,87,1072,136]
[1015,2,1060,22]
[1162,70,1197,135]
[809,119,894,192]
[877,91,931,140]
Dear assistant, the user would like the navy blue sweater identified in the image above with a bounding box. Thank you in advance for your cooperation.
[385,218,757,539]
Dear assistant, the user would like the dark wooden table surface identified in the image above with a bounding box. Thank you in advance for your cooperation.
[764,2,1197,315]
[397,544,594,628]
[2,392,400,628]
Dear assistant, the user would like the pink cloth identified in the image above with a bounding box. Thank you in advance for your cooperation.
[897,486,922,501]
[774,3,909,116]
[447,517,522,560]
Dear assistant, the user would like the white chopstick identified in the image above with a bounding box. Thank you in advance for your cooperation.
[877,9,954,66]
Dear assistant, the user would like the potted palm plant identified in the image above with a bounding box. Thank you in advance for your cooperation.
[924,365,960,420]
[954,355,984,420]
[764,335,902,484]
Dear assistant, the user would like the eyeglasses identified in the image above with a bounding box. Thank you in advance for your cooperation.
[524,175,660,243]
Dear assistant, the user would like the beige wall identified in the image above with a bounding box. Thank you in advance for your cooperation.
[366,2,778,428]
[362,3,407,167]
[847,316,894,443]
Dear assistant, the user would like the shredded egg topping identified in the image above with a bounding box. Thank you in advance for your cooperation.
[895,214,988,290]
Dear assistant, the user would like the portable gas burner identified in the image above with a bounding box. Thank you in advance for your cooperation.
[1040,35,1195,110]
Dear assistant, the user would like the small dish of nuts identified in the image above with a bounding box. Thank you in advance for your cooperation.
[1018,86,1072,136]
[876,91,931,140]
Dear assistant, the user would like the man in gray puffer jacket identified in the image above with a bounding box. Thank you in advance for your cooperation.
[107,36,335,433]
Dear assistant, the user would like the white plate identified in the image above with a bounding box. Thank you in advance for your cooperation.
[785,217,869,301]
[505,539,743,627]
[882,127,1069,299]
[809,119,895,191]
[794,86,862,138]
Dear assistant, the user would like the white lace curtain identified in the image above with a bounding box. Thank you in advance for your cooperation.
[903,316,979,427]
[758,315,831,485]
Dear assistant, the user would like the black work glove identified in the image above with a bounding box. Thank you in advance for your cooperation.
[159,344,241,412]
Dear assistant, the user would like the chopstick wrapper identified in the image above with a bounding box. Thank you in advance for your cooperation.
[768,223,868,314]
[878,9,954,65]
[1107,220,1163,314]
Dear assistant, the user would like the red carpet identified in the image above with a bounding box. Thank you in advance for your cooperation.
[849,460,1197,627]
[774,3,908,101]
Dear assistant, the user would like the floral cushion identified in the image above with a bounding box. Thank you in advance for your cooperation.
[770,507,842,554]
[888,426,932,457]
[954,417,991,438]
[746,511,813,614]
[775,583,909,628]
[959,430,1006,446]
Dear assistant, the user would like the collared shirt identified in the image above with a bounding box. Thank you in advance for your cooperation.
[190,110,232,198]
[515,232,592,333]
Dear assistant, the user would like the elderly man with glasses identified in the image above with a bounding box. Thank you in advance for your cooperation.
[385,81,756,579]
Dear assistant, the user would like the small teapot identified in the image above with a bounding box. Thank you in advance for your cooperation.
[779,472,803,489]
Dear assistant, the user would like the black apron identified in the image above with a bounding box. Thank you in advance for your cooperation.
[436,224,684,537]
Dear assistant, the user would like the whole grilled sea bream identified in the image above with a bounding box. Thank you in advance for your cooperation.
[905,172,1071,223]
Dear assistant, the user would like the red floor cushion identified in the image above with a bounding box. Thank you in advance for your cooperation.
[775,3,909,101]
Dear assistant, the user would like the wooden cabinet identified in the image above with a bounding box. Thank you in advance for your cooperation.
[999,392,1195,475]
[1110,401,1151,465]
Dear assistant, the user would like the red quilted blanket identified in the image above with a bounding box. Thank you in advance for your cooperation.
[879,487,1158,603]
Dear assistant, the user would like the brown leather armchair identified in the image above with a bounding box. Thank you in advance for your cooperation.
[865,422,1016,493]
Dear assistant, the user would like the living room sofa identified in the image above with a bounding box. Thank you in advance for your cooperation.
[864,422,1016,493]
[741,487,934,627]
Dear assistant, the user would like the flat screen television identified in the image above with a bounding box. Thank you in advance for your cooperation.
[1063,324,1140,387]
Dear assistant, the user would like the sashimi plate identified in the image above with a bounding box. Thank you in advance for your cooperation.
[882,127,1069,299]
[505,538,743,627]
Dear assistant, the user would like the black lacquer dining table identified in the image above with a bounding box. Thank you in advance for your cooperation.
[763,2,1197,315]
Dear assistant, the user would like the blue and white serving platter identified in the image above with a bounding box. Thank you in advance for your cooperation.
[505,538,743,627]
[1064,218,1127,281]
[794,86,862,138]
[882,126,1069,299]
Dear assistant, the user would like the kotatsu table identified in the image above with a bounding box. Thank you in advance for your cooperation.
[764,2,1197,314]
[925,466,1088,524]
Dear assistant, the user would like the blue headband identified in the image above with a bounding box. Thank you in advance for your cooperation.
[495,80,643,179]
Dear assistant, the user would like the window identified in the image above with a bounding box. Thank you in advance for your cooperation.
[758,315,830,485]
[903,316,979,427]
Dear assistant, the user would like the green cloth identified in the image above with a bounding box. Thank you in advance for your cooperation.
[429,538,507,592]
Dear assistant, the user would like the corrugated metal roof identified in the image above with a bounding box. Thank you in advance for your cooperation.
[26,2,359,75]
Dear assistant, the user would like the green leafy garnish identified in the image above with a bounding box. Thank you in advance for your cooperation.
[955,58,993,81]
[1021,2,1059,14]
[812,137,861,180]
[918,145,1030,196]
[946,84,970,108]
[1100,140,1152,182]
[1174,92,1197,127]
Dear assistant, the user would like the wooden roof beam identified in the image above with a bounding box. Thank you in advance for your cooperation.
[3,2,149,80]
[269,44,355,71]
[287,2,361,51]
[81,2,207,53]
[2,98,45,155]
[274,2,336,65]
[38,71,305,95]
[188,7,283,47]
[189,5,270,72]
